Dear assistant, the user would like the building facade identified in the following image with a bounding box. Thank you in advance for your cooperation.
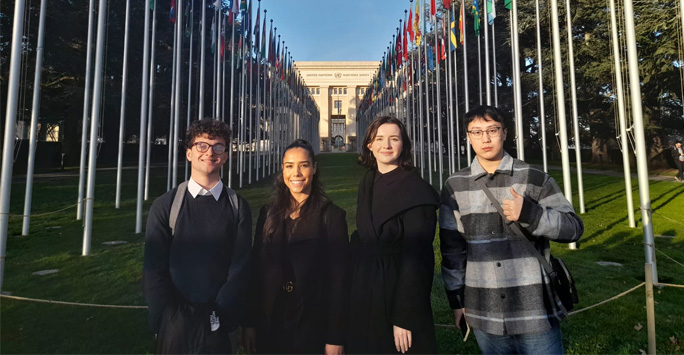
[294,61,380,152]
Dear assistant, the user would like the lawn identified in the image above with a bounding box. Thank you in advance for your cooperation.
[1,153,683,354]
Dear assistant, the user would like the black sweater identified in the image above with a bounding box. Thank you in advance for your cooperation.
[143,187,252,333]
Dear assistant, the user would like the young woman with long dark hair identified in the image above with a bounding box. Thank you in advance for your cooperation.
[243,139,350,355]
[346,117,440,354]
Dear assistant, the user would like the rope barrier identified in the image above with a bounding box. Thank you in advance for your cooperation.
[8,203,79,219]
[654,247,684,269]
[0,294,148,309]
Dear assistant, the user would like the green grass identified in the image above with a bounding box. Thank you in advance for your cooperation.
[1,153,683,354]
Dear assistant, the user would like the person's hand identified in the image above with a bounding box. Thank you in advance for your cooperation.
[393,325,412,353]
[502,187,524,222]
[453,308,466,329]
[325,344,344,355]
[242,327,256,354]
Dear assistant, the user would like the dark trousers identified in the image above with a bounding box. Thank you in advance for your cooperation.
[156,303,232,354]
[675,160,683,180]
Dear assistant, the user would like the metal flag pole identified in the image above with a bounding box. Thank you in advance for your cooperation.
[565,0,585,215]
[423,0,433,184]
[434,14,444,188]
[550,0,574,239]
[417,4,425,177]
[77,0,96,220]
[172,0,184,188]
[511,0,524,160]
[144,1,158,201]
[623,0,658,280]
[239,30,248,188]
[22,0,48,236]
[212,9,218,119]
[167,30,178,191]
[199,0,207,119]
[476,1,483,105]
[462,0,471,165]
[248,28,254,184]
[484,0,491,105]
[228,10,237,188]
[446,7,455,175]
[186,0,195,182]
[115,0,131,209]
[82,0,109,254]
[0,0,27,290]
[608,0,635,228]
[135,0,152,234]
[492,21,498,106]
[534,0,547,173]
[452,1,461,171]
[215,10,223,120]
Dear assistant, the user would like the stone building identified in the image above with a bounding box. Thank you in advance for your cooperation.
[294,61,380,152]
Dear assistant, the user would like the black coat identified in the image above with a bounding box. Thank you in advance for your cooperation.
[246,203,350,354]
[346,168,440,354]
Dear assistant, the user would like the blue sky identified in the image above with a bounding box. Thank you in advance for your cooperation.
[256,0,413,62]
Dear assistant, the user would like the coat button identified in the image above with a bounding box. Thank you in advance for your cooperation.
[501,294,506,299]
[496,262,502,267]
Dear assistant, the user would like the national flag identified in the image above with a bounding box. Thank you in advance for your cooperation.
[472,0,481,36]
[211,12,217,53]
[254,4,260,56]
[431,0,436,22]
[450,11,457,50]
[427,44,435,71]
[402,22,408,62]
[395,31,402,69]
[504,0,511,10]
[150,0,155,10]
[220,31,225,58]
[170,0,176,23]
[268,24,274,65]
[414,0,421,45]
[487,0,496,24]
[407,8,414,42]
[240,0,247,11]
[232,0,239,14]
[212,0,221,9]
[459,2,464,44]
[439,37,446,62]
[260,13,267,59]
[443,0,453,9]
[184,0,192,37]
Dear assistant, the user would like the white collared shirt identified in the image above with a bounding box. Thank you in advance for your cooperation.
[187,177,223,201]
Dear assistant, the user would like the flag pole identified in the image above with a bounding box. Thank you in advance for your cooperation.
[565,0,585,217]
[186,0,195,182]
[510,0,524,160]
[83,0,110,253]
[77,0,96,220]
[423,0,433,185]
[434,12,443,188]
[416,0,425,177]
[484,0,491,105]
[623,0,658,280]
[550,0,574,233]
[534,0,546,172]
[228,9,237,187]
[492,22,498,106]
[462,0,471,165]
[199,0,207,119]
[144,0,158,200]
[115,0,131,209]
[476,1,483,105]
[22,0,48,236]
[167,29,178,191]
[172,0,184,188]
[445,7,454,175]
[608,0,635,228]
[451,1,461,171]
[135,0,152,234]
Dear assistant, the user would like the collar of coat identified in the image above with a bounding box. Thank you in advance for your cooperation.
[357,167,439,236]
[470,151,515,181]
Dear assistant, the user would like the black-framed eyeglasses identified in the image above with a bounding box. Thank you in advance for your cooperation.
[192,142,227,154]
[467,126,503,140]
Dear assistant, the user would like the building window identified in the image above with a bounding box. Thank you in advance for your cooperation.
[334,100,342,109]
[316,88,320,95]
[343,88,347,95]
[334,88,338,95]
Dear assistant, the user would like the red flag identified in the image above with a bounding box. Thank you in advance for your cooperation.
[431,0,436,20]
[395,31,402,68]
[170,0,176,23]
[439,37,446,62]
[443,0,453,9]
[407,8,414,42]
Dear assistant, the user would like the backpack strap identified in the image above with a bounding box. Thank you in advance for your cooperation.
[169,181,189,236]
[223,186,239,223]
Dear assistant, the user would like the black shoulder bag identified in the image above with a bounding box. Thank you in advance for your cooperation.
[475,178,579,312]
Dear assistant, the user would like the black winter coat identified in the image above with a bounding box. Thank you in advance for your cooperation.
[246,203,350,354]
[346,168,440,354]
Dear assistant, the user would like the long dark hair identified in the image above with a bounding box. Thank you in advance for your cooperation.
[358,116,413,170]
[262,139,328,242]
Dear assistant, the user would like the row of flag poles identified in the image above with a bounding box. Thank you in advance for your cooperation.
[355,0,656,266]
[0,0,319,289]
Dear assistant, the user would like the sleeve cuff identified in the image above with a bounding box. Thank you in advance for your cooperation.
[446,287,465,309]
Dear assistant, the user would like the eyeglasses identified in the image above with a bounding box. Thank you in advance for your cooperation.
[467,126,503,140]
[192,142,227,154]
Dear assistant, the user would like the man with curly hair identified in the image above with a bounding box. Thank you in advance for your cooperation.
[143,118,252,354]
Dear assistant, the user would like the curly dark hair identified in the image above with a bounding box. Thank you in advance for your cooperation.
[262,139,328,243]
[358,116,413,170]
[185,118,232,147]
